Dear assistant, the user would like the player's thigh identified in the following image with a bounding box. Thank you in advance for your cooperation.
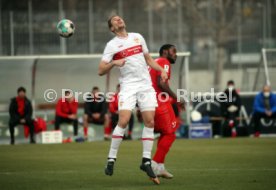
[118,110,133,128]
[137,87,157,112]
[118,89,137,111]
[155,104,177,134]
[9,118,20,127]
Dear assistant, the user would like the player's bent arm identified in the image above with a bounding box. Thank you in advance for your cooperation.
[98,60,114,76]
[157,76,177,100]
[98,59,126,76]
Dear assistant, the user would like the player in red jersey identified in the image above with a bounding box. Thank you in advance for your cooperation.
[149,44,179,179]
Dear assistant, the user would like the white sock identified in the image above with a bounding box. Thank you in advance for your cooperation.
[151,160,158,170]
[108,125,126,159]
[158,163,165,171]
[141,127,154,159]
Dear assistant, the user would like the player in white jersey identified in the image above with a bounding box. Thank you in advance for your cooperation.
[98,15,168,185]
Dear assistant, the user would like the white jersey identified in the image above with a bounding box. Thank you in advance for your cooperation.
[102,33,152,87]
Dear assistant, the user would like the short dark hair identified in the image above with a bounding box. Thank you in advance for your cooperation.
[159,44,175,56]
[17,86,26,94]
[227,80,235,85]
[65,90,71,94]
[107,15,118,31]
[92,86,99,91]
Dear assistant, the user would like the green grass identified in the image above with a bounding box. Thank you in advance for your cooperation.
[0,138,276,190]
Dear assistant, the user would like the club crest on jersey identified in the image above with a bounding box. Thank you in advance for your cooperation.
[164,65,169,73]
[134,37,140,44]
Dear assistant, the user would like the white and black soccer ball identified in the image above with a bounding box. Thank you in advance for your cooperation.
[57,19,75,38]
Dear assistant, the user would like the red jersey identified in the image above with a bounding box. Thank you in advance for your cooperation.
[55,98,78,118]
[109,93,119,114]
[149,57,171,105]
[16,97,25,116]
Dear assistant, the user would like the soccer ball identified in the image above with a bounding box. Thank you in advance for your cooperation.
[57,19,75,38]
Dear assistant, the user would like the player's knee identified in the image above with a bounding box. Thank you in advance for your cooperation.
[170,133,176,140]
[144,119,154,128]
[118,119,128,128]
[167,132,176,137]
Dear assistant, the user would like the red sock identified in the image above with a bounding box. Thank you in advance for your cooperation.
[104,125,112,136]
[84,127,88,137]
[153,133,176,163]
[24,125,29,139]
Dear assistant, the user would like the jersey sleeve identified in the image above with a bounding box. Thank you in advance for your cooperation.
[56,99,69,118]
[156,59,170,78]
[137,33,149,54]
[102,42,115,63]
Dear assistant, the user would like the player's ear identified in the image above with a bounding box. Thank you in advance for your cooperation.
[164,49,169,56]
[111,26,115,33]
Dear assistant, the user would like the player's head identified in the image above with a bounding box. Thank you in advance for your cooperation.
[108,15,126,33]
[263,84,271,97]
[159,44,177,64]
[64,90,73,102]
[17,86,26,98]
[92,86,100,98]
[227,80,235,91]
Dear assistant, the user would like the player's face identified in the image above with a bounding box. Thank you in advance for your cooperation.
[110,16,126,32]
[92,89,99,98]
[18,91,26,99]
[65,92,73,102]
[167,47,177,64]
[263,85,271,93]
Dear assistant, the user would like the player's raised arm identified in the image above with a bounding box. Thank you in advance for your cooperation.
[98,59,126,76]
[144,53,168,82]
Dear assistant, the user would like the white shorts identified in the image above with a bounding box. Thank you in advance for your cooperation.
[118,85,157,112]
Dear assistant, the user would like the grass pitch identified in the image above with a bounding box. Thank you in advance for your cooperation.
[0,138,276,190]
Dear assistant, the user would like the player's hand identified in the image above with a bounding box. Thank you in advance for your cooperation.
[228,105,238,113]
[112,59,126,67]
[92,113,101,120]
[265,110,272,117]
[20,119,26,123]
[161,70,168,82]
[179,101,186,111]
[68,114,77,119]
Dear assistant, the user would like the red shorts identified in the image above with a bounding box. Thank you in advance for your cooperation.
[154,102,177,134]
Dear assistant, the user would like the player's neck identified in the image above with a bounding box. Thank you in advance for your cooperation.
[115,29,128,38]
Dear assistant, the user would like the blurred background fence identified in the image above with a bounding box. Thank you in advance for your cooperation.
[1,0,276,93]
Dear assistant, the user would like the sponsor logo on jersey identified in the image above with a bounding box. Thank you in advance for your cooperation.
[113,45,143,60]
